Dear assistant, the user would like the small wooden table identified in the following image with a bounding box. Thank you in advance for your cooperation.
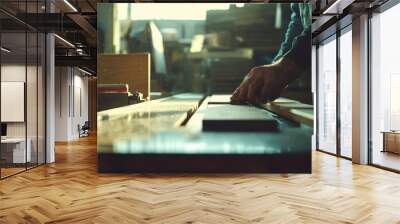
[382,131,400,154]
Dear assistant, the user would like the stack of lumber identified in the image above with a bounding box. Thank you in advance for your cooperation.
[208,58,254,94]
[97,53,151,99]
[205,4,291,53]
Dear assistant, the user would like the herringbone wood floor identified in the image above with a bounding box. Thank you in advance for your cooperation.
[1,135,400,224]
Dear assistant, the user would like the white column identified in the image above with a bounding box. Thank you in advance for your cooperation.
[352,14,369,164]
[46,1,55,163]
[46,33,55,163]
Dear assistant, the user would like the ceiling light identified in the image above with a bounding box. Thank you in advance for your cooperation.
[78,67,93,76]
[63,0,78,12]
[1,47,11,53]
[322,0,354,15]
[54,34,75,48]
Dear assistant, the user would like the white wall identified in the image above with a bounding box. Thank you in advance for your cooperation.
[55,67,89,141]
[1,65,34,138]
[1,64,26,81]
[71,72,89,138]
[1,63,46,164]
[55,67,69,141]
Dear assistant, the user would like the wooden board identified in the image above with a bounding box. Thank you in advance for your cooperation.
[206,94,313,127]
[207,94,232,104]
[97,53,151,99]
[97,94,204,151]
[263,99,313,127]
[202,104,278,132]
[207,94,247,105]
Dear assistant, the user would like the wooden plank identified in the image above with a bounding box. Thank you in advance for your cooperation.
[263,100,313,127]
[202,104,278,132]
[97,94,204,152]
[205,94,313,126]
[97,53,151,99]
[207,94,247,105]
[207,94,232,104]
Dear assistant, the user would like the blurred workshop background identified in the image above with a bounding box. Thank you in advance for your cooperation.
[97,3,311,106]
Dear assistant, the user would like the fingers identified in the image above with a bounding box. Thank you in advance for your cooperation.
[231,87,244,103]
[259,80,287,104]
[247,81,263,104]
[259,85,270,104]
[231,87,240,99]
[231,82,248,104]
[238,81,250,101]
[231,72,250,102]
[232,69,262,104]
[269,83,287,102]
[231,64,289,105]
[231,67,265,104]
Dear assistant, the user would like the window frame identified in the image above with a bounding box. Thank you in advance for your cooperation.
[315,22,353,160]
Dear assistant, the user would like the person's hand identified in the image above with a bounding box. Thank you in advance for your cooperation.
[231,58,298,105]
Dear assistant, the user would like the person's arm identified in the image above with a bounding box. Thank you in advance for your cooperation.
[231,4,311,104]
[279,26,312,81]
[231,28,311,104]
[273,4,303,62]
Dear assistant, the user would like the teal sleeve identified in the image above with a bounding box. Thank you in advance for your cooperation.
[273,4,303,62]
[283,27,311,74]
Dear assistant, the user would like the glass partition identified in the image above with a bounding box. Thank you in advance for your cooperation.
[0,1,46,179]
[27,30,38,169]
[1,30,28,178]
[38,32,46,165]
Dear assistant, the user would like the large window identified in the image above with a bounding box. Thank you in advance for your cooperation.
[317,36,337,154]
[370,3,400,171]
[316,26,353,158]
[339,28,352,158]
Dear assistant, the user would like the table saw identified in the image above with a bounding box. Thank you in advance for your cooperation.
[97,94,313,173]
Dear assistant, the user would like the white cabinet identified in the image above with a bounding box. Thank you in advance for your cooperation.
[1,138,32,163]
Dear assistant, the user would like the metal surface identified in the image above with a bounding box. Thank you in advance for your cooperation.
[109,126,310,155]
[202,104,278,132]
[98,94,311,155]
